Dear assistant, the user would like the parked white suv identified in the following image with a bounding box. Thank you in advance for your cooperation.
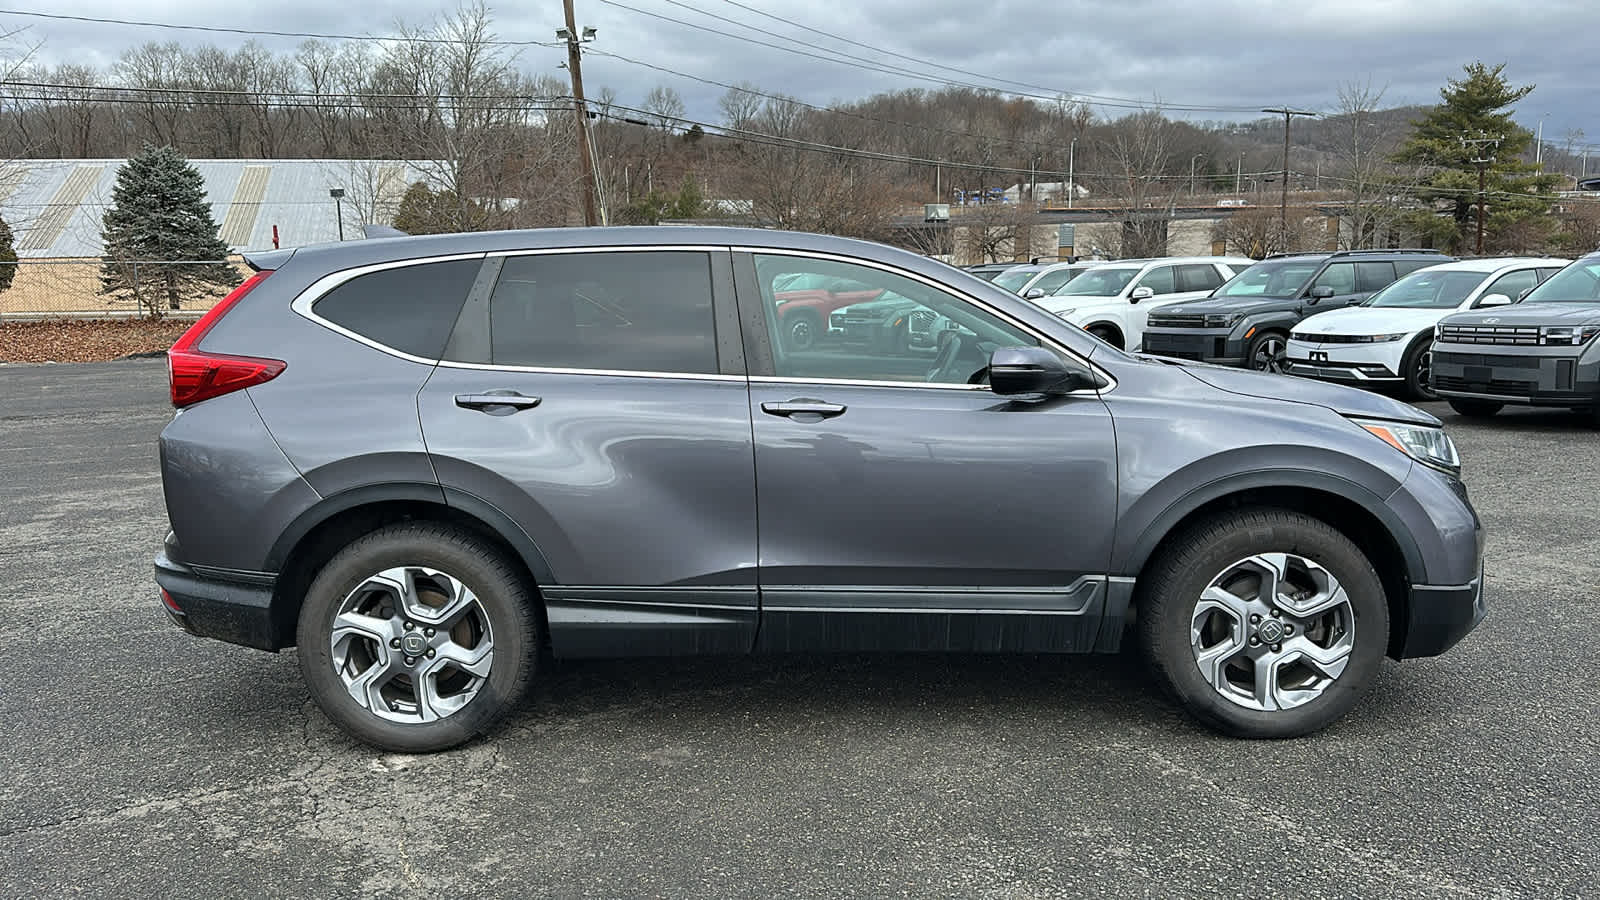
[1285,257,1569,399]
[991,260,1106,298]
[1030,256,1254,350]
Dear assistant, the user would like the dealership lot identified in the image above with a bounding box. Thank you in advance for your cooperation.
[2,359,1597,898]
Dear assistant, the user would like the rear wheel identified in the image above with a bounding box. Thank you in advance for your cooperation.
[1139,509,1388,738]
[1245,330,1289,373]
[1447,398,1503,418]
[296,523,539,752]
[784,311,822,351]
[1402,337,1437,401]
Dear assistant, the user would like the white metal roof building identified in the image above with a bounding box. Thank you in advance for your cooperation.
[0,159,425,259]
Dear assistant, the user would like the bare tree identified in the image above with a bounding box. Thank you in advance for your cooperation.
[718,83,763,131]
[960,202,1044,263]
[1213,205,1327,258]
[1331,81,1413,250]
[1100,109,1179,257]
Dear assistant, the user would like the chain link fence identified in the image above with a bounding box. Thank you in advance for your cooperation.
[0,258,254,319]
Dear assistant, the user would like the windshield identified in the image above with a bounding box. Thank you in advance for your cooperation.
[1213,259,1323,298]
[1522,259,1600,303]
[1055,267,1139,296]
[991,268,1039,293]
[1364,269,1488,309]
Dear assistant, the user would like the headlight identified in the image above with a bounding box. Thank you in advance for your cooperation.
[1539,325,1600,346]
[1361,332,1409,343]
[1351,417,1460,475]
[1203,313,1243,328]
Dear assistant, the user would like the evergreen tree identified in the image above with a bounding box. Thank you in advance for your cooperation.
[393,181,483,235]
[1391,63,1560,253]
[100,146,238,316]
[0,214,16,294]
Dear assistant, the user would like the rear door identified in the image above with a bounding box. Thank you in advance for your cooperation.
[734,250,1119,654]
[418,247,758,657]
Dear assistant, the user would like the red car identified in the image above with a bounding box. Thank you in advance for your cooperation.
[772,274,884,349]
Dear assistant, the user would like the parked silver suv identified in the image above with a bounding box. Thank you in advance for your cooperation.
[155,227,1485,751]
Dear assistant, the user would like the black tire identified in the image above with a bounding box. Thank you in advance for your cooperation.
[783,311,822,351]
[1245,330,1289,373]
[1138,508,1389,739]
[296,523,539,752]
[1447,398,1503,418]
[1088,324,1123,350]
[1401,337,1437,401]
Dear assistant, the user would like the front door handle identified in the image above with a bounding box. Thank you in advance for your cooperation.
[760,399,846,419]
[455,392,541,413]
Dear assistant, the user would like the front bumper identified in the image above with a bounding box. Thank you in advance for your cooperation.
[1284,338,1403,383]
[1141,327,1245,366]
[1400,565,1487,658]
[1431,345,1600,407]
[155,552,287,651]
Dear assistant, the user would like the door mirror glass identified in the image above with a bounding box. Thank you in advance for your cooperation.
[1309,285,1336,301]
[988,347,1095,395]
[1024,287,1046,300]
[1477,293,1513,308]
[1129,286,1155,302]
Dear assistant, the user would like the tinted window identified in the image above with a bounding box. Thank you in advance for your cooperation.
[1354,261,1397,293]
[753,254,1040,385]
[1394,259,1442,277]
[315,258,481,359]
[1138,265,1176,295]
[1176,264,1224,293]
[1311,262,1356,295]
[487,251,718,374]
[1481,269,1538,305]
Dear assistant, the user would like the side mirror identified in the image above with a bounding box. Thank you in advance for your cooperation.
[1023,287,1046,300]
[1308,285,1336,302]
[1477,293,1513,308]
[1129,286,1155,303]
[989,347,1096,395]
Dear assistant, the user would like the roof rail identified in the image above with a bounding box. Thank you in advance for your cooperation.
[1327,248,1445,257]
[1262,251,1328,259]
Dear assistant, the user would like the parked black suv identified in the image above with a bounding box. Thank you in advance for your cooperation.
[1432,252,1600,421]
[154,227,1484,751]
[1142,250,1453,371]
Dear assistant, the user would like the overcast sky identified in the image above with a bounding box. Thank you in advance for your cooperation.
[15,0,1597,151]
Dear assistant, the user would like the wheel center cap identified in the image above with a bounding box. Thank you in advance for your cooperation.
[1257,619,1285,643]
[401,632,428,655]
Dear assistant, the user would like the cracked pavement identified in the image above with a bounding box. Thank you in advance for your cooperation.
[1,359,1596,898]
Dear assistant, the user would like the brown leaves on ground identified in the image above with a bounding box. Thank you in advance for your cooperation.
[0,318,193,364]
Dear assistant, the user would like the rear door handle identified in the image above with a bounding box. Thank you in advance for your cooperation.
[760,399,846,419]
[455,392,541,413]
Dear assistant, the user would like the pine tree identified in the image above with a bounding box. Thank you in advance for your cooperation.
[0,214,16,294]
[1391,63,1560,253]
[100,146,238,317]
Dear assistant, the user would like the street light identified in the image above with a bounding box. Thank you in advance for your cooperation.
[329,187,345,241]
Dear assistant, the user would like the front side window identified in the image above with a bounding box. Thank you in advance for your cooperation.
[1057,266,1140,297]
[1310,262,1357,295]
[487,251,718,374]
[1364,269,1488,309]
[1480,269,1538,305]
[1031,268,1077,294]
[1213,259,1322,298]
[753,254,1040,385]
[1522,258,1600,304]
[315,258,482,359]
[1137,266,1177,295]
[992,268,1040,293]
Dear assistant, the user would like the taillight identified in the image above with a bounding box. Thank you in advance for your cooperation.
[168,270,286,408]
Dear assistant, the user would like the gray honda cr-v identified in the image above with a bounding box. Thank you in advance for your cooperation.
[155,227,1485,751]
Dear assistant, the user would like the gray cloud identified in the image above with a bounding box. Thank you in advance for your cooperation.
[18,0,1597,146]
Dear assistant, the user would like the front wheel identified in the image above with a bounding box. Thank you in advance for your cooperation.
[1402,338,1437,401]
[1087,325,1124,350]
[1245,331,1289,373]
[296,523,539,752]
[1138,509,1388,738]
[1447,398,1503,418]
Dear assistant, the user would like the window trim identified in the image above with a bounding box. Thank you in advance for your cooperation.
[732,246,1113,395]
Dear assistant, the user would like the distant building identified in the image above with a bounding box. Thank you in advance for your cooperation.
[0,158,426,259]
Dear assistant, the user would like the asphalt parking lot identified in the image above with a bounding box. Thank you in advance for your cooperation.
[2,358,1597,898]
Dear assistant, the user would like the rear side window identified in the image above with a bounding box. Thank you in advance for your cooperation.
[314,258,482,359]
[1176,264,1224,292]
[1394,259,1440,277]
[1354,261,1397,293]
[487,251,718,374]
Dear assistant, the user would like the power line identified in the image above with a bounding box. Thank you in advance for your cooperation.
[0,8,563,46]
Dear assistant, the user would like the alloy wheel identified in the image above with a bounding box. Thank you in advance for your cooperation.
[1251,338,1286,373]
[328,566,495,724]
[789,318,815,350]
[1189,553,1355,711]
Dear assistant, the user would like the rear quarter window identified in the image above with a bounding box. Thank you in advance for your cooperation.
[313,258,482,359]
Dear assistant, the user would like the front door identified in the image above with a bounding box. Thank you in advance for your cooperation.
[734,251,1119,653]
[419,248,758,657]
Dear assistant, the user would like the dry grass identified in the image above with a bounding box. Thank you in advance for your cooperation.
[0,318,193,363]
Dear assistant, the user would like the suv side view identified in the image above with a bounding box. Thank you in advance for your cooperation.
[1029,256,1254,350]
[1431,252,1600,422]
[1143,249,1454,371]
[155,227,1485,752]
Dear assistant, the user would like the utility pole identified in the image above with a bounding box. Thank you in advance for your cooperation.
[558,3,599,227]
[1235,153,1243,198]
[1262,107,1317,249]
[1460,131,1501,255]
[1189,153,1205,198]
[1067,138,1077,209]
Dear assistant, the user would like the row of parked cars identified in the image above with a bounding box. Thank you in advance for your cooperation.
[964,248,1600,423]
